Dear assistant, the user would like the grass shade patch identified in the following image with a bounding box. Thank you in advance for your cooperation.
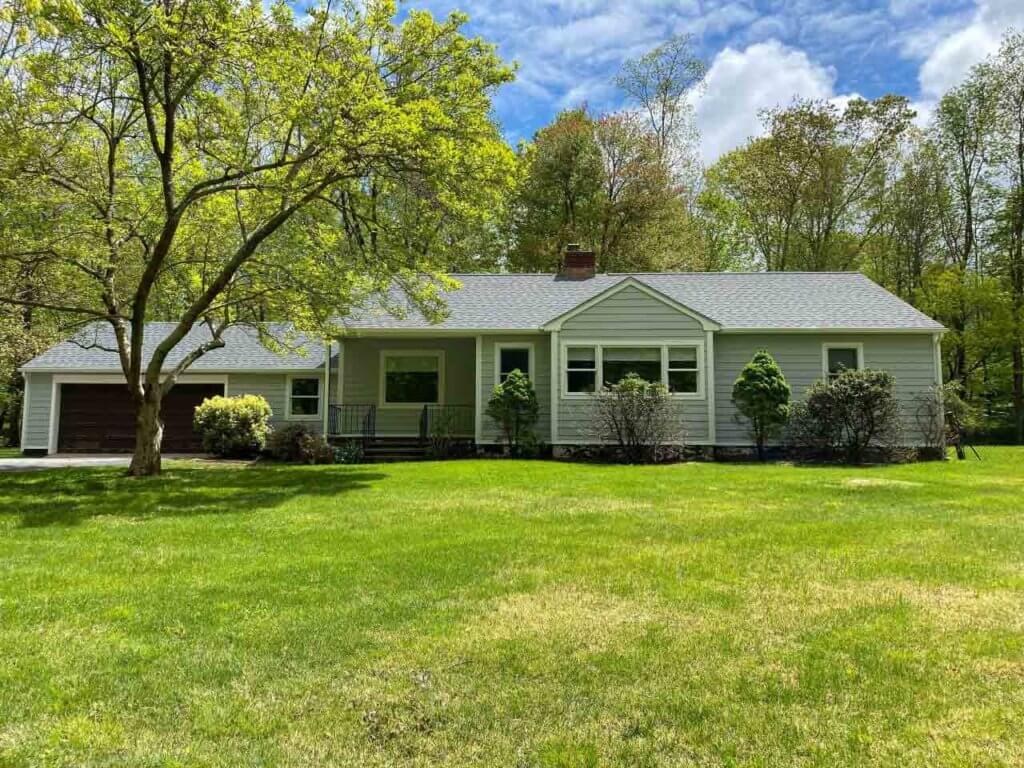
[1,450,1023,766]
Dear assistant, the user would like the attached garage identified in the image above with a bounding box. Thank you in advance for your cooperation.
[57,382,224,453]
[19,323,329,455]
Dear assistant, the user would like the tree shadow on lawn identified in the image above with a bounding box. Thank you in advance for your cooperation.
[0,464,388,528]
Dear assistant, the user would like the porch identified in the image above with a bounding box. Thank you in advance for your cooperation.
[323,333,551,447]
[325,336,480,448]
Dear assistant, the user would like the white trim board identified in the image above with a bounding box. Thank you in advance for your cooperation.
[474,336,483,444]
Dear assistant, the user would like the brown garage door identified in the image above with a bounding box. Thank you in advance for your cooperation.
[58,383,224,453]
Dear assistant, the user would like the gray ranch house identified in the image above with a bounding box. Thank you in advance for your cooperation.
[20,251,944,456]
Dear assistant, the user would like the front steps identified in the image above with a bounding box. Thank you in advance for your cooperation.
[360,437,428,462]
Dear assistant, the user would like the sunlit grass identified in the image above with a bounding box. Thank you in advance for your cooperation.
[1,450,1023,766]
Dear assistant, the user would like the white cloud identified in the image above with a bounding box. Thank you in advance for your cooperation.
[916,0,1024,101]
[690,40,858,163]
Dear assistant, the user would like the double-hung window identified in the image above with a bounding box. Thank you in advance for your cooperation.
[667,346,699,394]
[823,344,863,381]
[382,351,443,406]
[496,344,533,384]
[288,376,321,419]
[565,346,597,393]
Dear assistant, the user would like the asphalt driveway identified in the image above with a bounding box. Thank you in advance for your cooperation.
[0,455,132,472]
[0,454,217,472]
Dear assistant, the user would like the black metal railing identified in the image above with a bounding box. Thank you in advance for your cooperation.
[419,404,475,442]
[329,404,376,440]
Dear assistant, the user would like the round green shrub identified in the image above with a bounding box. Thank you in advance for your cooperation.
[193,394,272,458]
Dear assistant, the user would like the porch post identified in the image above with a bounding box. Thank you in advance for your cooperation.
[474,335,483,444]
[322,339,331,436]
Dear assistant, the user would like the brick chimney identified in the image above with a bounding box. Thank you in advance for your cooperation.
[560,244,596,279]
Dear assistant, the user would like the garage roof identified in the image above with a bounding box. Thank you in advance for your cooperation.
[22,323,326,372]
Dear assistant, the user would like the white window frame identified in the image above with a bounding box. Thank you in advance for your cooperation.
[379,349,445,409]
[285,373,322,421]
[560,340,705,400]
[494,342,536,386]
[822,342,864,381]
[562,344,599,397]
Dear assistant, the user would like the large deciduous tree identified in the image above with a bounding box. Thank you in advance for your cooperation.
[985,32,1024,442]
[706,96,913,272]
[0,0,512,474]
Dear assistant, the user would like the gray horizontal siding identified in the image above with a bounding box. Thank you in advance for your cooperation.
[714,334,939,446]
[22,373,52,449]
[557,285,709,443]
[227,373,322,433]
[558,398,706,444]
[340,337,476,437]
[479,335,550,444]
[561,285,703,336]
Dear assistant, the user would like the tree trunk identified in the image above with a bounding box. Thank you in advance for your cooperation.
[1014,341,1024,445]
[129,391,164,477]
[755,433,765,462]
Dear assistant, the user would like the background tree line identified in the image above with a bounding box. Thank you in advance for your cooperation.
[494,29,1024,443]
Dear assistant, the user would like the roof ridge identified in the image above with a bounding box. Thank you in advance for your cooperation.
[446,271,866,277]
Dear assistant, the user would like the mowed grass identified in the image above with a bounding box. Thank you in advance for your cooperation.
[1,451,1023,767]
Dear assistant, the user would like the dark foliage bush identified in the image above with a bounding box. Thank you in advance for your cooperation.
[267,423,334,464]
[788,368,903,463]
[591,373,683,463]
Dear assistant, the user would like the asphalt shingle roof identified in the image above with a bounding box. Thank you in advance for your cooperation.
[344,272,944,332]
[23,272,942,371]
[23,323,326,372]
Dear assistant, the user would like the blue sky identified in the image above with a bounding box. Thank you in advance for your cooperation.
[404,0,1023,161]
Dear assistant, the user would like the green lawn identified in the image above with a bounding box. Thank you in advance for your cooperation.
[2,451,1023,767]
[0,447,20,458]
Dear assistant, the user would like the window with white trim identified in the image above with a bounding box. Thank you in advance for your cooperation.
[289,377,321,418]
[565,346,597,393]
[825,345,862,381]
[497,345,531,383]
[667,346,700,394]
[383,352,441,405]
[562,344,704,396]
